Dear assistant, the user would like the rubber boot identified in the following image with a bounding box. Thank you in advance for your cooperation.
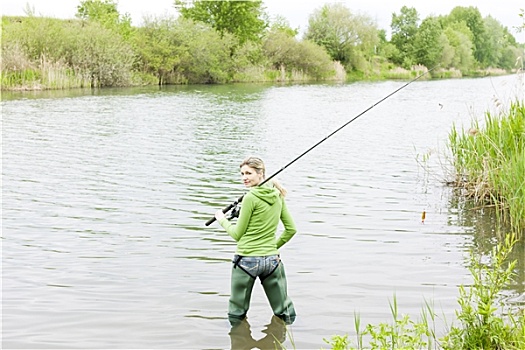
[228,265,256,324]
[261,263,296,324]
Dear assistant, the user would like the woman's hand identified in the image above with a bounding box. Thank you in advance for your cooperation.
[215,209,226,221]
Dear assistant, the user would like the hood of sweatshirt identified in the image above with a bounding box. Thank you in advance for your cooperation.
[250,183,280,205]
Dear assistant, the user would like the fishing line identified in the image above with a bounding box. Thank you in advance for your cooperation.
[205,67,437,226]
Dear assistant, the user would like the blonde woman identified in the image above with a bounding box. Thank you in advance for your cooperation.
[215,156,297,325]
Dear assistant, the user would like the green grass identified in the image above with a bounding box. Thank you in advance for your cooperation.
[448,100,525,234]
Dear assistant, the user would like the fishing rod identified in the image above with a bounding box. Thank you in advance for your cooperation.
[205,67,436,226]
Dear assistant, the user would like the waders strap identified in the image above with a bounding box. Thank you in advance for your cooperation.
[232,255,256,279]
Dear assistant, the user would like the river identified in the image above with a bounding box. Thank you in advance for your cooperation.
[2,75,524,349]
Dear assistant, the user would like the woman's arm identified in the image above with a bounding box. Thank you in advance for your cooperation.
[218,193,254,241]
[276,198,297,249]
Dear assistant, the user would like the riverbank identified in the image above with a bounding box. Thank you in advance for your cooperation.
[1,64,516,92]
[1,15,519,92]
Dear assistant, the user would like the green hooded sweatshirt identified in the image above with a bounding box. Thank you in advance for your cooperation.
[218,184,297,256]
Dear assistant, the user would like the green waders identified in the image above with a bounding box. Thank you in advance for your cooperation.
[228,260,296,325]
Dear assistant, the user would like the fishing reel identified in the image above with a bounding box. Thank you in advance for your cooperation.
[227,203,241,220]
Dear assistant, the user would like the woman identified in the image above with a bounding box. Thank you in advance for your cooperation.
[215,156,297,325]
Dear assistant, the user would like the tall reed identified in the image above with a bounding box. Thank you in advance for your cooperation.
[448,100,525,234]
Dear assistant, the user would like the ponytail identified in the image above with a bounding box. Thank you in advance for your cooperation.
[270,178,287,198]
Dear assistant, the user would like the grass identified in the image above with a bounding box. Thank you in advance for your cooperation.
[322,233,525,350]
[448,100,525,234]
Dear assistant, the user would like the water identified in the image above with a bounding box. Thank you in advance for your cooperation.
[2,75,524,349]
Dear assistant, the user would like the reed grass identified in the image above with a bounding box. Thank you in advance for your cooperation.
[448,100,525,234]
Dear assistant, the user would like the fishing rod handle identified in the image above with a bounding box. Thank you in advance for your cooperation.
[204,195,244,226]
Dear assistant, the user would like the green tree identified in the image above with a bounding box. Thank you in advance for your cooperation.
[304,3,378,70]
[482,16,506,67]
[268,15,298,38]
[413,16,444,69]
[482,16,521,69]
[443,26,475,72]
[76,0,132,39]
[179,19,235,83]
[390,6,419,68]
[447,6,487,66]
[135,16,235,84]
[174,0,267,44]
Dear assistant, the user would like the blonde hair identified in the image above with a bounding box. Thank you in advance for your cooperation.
[240,156,287,197]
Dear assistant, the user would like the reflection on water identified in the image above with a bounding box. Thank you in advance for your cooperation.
[448,192,525,298]
[229,316,287,350]
[2,75,524,349]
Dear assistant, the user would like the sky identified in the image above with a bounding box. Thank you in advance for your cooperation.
[2,0,524,42]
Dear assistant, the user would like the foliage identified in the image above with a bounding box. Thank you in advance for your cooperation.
[323,334,350,350]
[449,100,525,233]
[176,19,235,83]
[76,0,133,39]
[263,27,335,80]
[135,16,235,84]
[132,15,189,85]
[65,21,135,86]
[304,3,379,71]
[2,2,522,90]
[390,6,420,68]
[447,6,487,67]
[355,298,434,349]
[442,24,476,73]
[175,0,268,44]
[268,15,299,38]
[483,16,521,70]
[1,16,134,88]
[413,16,445,69]
[231,40,266,72]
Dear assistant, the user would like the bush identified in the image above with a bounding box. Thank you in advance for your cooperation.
[263,29,335,80]
[1,16,135,88]
[63,21,135,87]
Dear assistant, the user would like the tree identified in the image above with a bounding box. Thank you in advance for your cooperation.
[134,16,235,84]
[443,26,475,72]
[76,0,132,39]
[174,0,268,44]
[304,3,378,70]
[268,15,298,38]
[447,7,487,66]
[413,17,444,69]
[390,6,419,68]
